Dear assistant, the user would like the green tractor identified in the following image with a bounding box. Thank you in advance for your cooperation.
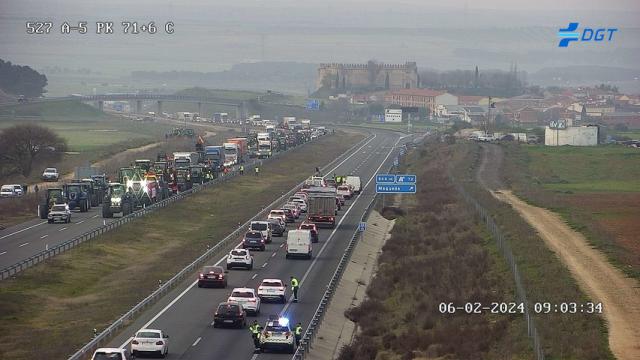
[77,178,102,207]
[102,183,135,218]
[119,167,152,208]
[38,188,66,219]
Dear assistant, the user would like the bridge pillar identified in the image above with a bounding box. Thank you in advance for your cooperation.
[157,101,163,115]
[97,100,104,112]
[136,100,142,114]
[197,102,202,116]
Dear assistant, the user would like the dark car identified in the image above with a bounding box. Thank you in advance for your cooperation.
[299,222,319,243]
[243,231,266,251]
[281,208,295,223]
[267,218,286,237]
[213,302,246,328]
[197,265,228,288]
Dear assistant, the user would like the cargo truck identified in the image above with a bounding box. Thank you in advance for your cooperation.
[305,186,337,228]
[204,145,224,172]
[224,138,248,165]
[173,152,199,169]
[257,132,272,158]
[301,119,311,129]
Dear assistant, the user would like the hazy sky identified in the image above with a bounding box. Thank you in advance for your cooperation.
[1,0,639,92]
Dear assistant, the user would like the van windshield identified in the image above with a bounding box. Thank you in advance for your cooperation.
[251,223,268,231]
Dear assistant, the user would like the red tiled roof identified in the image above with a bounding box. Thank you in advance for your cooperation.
[386,88,445,97]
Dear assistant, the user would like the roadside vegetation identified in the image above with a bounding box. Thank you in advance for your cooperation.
[452,141,613,359]
[339,142,532,360]
[501,143,640,279]
[0,130,363,360]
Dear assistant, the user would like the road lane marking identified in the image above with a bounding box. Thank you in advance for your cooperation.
[0,251,6,256]
[18,242,29,247]
[210,320,216,326]
[271,253,276,257]
[77,220,85,224]
[0,221,46,240]
[262,262,268,268]
[92,215,99,218]
[277,134,408,320]
[192,337,201,347]
[118,133,380,350]
[40,235,48,239]
[279,244,284,248]
[58,227,67,232]
[251,274,257,280]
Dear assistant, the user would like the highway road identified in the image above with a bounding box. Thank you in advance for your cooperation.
[102,129,410,360]
[0,205,119,269]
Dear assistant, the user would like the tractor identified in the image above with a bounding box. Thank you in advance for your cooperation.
[38,188,66,219]
[63,183,90,212]
[102,183,135,218]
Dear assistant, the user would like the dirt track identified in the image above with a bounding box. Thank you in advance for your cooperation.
[479,144,640,360]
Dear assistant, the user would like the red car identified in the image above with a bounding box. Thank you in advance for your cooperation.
[299,222,319,243]
[198,265,228,288]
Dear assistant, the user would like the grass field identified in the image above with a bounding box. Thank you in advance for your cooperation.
[451,142,613,359]
[611,129,640,140]
[502,143,640,279]
[0,131,363,360]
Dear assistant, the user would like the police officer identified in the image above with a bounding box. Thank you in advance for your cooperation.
[294,322,303,345]
[290,276,300,302]
[239,165,244,175]
[249,320,262,351]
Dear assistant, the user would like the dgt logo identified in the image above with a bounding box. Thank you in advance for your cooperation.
[558,22,618,47]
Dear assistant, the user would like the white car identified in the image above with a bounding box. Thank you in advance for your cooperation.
[0,184,23,197]
[257,278,287,303]
[283,203,301,219]
[91,348,132,360]
[250,221,272,243]
[228,287,261,315]
[226,248,253,270]
[130,329,169,358]
[268,209,287,225]
[48,204,71,223]
[291,198,307,212]
[336,185,352,200]
[42,167,59,181]
[259,316,296,353]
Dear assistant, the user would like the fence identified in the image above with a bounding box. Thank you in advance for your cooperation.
[1,132,368,281]
[66,132,374,360]
[451,176,546,360]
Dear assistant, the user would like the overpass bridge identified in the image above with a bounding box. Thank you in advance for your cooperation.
[72,94,247,118]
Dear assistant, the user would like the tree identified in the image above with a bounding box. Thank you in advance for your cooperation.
[0,59,48,97]
[0,124,67,177]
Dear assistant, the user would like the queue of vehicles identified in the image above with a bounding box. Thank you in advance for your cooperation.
[89,172,361,358]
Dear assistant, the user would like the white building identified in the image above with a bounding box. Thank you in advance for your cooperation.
[545,125,598,146]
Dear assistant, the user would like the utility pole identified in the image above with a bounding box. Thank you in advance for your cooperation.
[486,96,492,135]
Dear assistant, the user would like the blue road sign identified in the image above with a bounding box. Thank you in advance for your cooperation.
[306,99,320,110]
[376,174,395,183]
[395,175,416,184]
[358,222,366,232]
[376,184,416,194]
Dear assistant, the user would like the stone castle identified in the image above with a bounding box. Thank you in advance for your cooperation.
[317,62,418,91]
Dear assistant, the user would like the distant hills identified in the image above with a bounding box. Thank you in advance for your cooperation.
[531,66,640,82]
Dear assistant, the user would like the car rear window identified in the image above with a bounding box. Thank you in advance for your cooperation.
[300,225,313,230]
[93,353,123,360]
[217,304,241,313]
[231,250,246,256]
[203,266,222,274]
[136,331,161,338]
[271,210,284,215]
[262,281,282,287]
[231,291,254,298]
[251,223,268,231]
[265,325,289,332]
[246,232,262,239]
[338,186,349,190]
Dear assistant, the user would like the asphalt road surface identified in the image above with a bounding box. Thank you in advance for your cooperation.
[103,129,411,360]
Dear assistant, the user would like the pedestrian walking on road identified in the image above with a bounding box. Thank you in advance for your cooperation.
[294,322,303,344]
[34,184,39,195]
[290,276,299,302]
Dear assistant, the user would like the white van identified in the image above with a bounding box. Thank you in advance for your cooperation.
[250,221,272,243]
[285,230,312,259]
[345,176,361,194]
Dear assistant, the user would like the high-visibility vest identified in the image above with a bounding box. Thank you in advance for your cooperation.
[295,325,302,335]
[291,278,299,288]
[250,324,260,334]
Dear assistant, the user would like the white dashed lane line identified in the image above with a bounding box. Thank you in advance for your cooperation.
[92,215,99,218]
[192,337,201,347]
[18,242,29,247]
[262,262,268,268]
[58,227,67,232]
[251,274,258,280]
[40,235,48,239]
[77,220,85,224]
[0,251,7,256]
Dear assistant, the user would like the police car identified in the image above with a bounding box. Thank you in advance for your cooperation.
[259,316,296,353]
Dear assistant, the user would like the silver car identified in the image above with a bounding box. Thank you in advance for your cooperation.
[48,204,71,223]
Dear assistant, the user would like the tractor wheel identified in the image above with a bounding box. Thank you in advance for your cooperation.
[91,195,99,207]
[102,204,112,218]
[38,204,48,219]
[122,202,132,216]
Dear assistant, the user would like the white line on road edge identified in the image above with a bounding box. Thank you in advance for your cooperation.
[118,133,379,350]
[192,337,202,347]
[0,221,46,240]
[40,235,48,239]
[18,242,29,247]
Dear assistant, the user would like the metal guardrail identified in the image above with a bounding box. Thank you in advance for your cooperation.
[291,156,399,360]
[450,176,546,360]
[66,133,374,360]
[1,132,360,281]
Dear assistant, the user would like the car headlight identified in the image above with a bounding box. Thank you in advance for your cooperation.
[111,197,121,206]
